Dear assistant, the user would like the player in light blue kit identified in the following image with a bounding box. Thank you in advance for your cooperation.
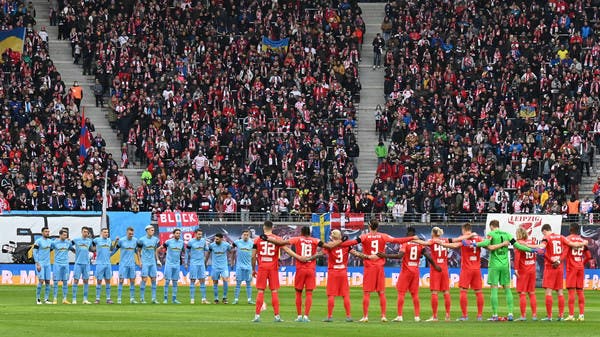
[52,229,72,304]
[206,233,232,304]
[162,228,185,304]
[186,227,209,304]
[33,227,53,304]
[115,227,138,304]
[71,227,93,304]
[92,228,114,304]
[233,230,255,305]
[138,225,161,303]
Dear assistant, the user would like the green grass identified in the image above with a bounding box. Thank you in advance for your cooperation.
[0,286,598,337]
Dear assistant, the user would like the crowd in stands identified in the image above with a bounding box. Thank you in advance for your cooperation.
[372,0,600,221]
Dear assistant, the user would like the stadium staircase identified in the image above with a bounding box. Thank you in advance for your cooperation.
[32,0,143,187]
[355,2,386,192]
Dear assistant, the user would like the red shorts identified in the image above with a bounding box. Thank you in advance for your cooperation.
[327,272,349,297]
[396,268,420,293]
[256,267,279,291]
[459,268,482,290]
[295,268,316,291]
[566,268,584,289]
[516,270,536,293]
[429,267,449,291]
[542,267,563,290]
[363,265,385,292]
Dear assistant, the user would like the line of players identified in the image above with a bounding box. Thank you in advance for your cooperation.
[32,225,260,305]
[254,219,593,323]
[33,219,594,323]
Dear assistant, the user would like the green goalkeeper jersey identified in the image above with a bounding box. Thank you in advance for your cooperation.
[477,230,532,268]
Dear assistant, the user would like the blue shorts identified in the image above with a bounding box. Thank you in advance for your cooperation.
[211,268,229,280]
[164,265,180,281]
[141,264,157,278]
[189,264,206,280]
[119,265,136,280]
[37,264,52,281]
[95,264,112,280]
[73,263,90,280]
[53,264,69,282]
[235,268,252,283]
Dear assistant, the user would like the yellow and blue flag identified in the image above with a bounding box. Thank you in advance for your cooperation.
[0,27,25,57]
[311,213,330,242]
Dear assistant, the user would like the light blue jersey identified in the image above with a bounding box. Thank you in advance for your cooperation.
[187,238,208,265]
[52,239,72,265]
[234,239,253,270]
[117,237,137,267]
[209,241,231,270]
[92,237,113,265]
[33,237,53,265]
[137,235,160,266]
[163,238,185,266]
[72,237,92,265]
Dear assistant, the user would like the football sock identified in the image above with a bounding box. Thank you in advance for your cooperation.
[36,283,41,300]
[130,283,135,300]
[272,291,280,315]
[505,288,513,314]
[54,282,59,299]
[172,283,178,300]
[362,292,370,317]
[190,282,196,300]
[431,293,439,318]
[529,293,537,316]
[223,282,228,298]
[444,292,451,316]
[83,283,89,300]
[139,281,145,300]
[343,295,351,317]
[44,284,50,300]
[73,283,78,300]
[397,292,406,316]
[235,282,242,300]
[459,290,468,317]
[327,296,335,318]
[379,291,387,317]
[305,291,313,316]
[151,280,157,300]
[558,294,565,317]
[519,293,527,317]
[246,284,252,300]
[105,283,111,299]
[255,291,265,315]
[545,294,553,318]
[412,291,421,317]
[213,283,219,299]
[200,282,206,299]
[164,280,170,299]
[96,284,101,300]
[490,287,498,315]
[62,282,68,299]
[295,291,302,315]
[568,289,575,316]
[475,291,484,316]
[118,283,124,299]
[577,290,585,315]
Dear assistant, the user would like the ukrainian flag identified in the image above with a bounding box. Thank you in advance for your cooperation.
[0,28,25,57]
[311,213,331,242]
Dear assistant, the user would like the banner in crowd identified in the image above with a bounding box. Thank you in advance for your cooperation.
[485,213,562,241]
[311,213,330,242]
[261,36,289,54]
[330,213,364,230]
[0,27,25,59]
[2,264,600,290]
[157,211,199,242]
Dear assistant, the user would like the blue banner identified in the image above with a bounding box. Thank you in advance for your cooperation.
[261,36,289,54]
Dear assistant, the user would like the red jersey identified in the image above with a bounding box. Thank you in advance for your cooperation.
[514,238,537,274]
[360,232,393,267]
[564,234,589,271]
[289,236,320,271]
[460,234,483,270]
[400,241,424,271]
[429,238,449,267]
[325,240,357,275]
[253,234,282,270]
[542,233,569,268]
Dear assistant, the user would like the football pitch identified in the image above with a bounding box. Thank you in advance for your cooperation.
[0,286,598,337]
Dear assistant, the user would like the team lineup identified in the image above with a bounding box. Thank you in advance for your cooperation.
[32,220,593,323]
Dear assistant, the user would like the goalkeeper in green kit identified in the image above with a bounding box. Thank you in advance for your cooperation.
[470,220,542,321]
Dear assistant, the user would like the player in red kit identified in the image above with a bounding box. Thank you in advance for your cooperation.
[425,226,452,321]
[265,226,340,322]
[357,219,418,323]
[378,226,439,322]
[251,220,285,323]
[514,226,539,321]
[437,223,484,321]
[322,229,364,322]
[538,223,587,321]
[564,223,594,321]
